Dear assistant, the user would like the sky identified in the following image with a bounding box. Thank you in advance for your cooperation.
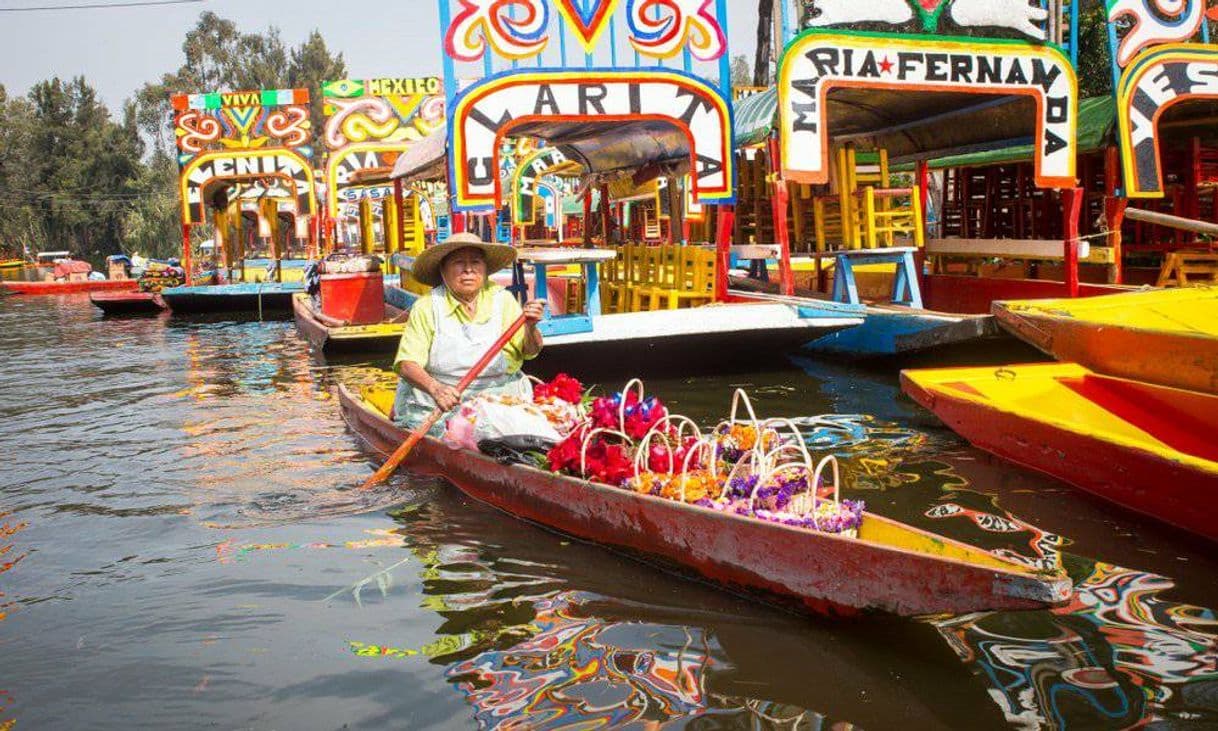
[0,0,762,114]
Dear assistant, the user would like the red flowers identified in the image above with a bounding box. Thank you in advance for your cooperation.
[646,436,699,473]
[588,392,667,439]
[533,373,584,405]
[545,427,633,487]
[544,382,673,488]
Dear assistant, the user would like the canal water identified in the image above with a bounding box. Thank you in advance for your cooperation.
[1,292,1216,729]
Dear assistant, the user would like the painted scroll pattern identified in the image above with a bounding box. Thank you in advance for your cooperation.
[171,89,313,166]
[1107,0,1208,68]
[801,0,1050,40]
[321,78,447,218]
[170,89,315,224]
[446,0,551,60]
[626,0,725,60]
[442,0,725,61]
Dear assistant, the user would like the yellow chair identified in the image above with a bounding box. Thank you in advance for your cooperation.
[630,246,662,312]
[599,246,620,312]
[639,245,681,311]
[611,245,641,313]
[661,246,716,309]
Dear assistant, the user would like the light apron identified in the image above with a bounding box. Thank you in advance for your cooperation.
[393,285,531,435]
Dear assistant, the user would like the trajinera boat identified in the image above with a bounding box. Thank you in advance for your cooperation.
[901,362,1218,545]
[993,288,1218,394]
[291,293,407,354]
[2,279,137,295]
[90,291,166,315]
[338,383,1071,617]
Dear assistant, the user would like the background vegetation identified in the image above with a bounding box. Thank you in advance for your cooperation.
[0,12,344,261]
[0,3,1196,262]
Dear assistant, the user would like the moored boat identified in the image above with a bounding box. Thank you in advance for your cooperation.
[2,279,138,295]
[994,288,1218,394]
[160,281,304,315]
[90,291,166,315]
[292,293,407,354]
[338,383,1070,617]
[0,259,25,270]
[901,362,1218,544]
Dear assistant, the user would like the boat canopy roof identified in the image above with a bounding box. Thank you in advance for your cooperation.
[510,119,692,177]
[392,118,694,187]
[914,96,1116,170]
[734,86,779,148]
[734,87,1116,167]
[390,127,448,183]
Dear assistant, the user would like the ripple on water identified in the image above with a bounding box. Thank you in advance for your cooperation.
[2,295,1218,730]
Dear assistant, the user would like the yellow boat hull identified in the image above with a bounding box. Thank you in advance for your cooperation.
[994,287,1218,394]
[902,362,1218,543]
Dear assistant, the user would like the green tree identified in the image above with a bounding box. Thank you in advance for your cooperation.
[288,30,347,123]
[730,55,753,90]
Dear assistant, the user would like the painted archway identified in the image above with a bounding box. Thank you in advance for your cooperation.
[1116,44,1218,197]
[778,31,1078,189]
[511,146,579,225]
[449,69,734,211]
[180,149,317,224]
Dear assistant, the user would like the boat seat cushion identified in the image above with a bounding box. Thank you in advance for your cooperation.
[365,387,396,419]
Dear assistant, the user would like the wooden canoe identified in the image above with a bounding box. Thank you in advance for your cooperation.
[901,362,1218,544]
[90,291,166,315]
[993,287,1218,394]
[1,279,137,295]
[338,383,1070,617]
[291,293,407,354]
[0,259,26,270]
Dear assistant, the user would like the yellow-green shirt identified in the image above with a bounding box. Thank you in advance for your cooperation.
[393,284,534,374]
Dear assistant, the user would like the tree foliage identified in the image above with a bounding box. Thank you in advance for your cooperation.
[0,12,344,261]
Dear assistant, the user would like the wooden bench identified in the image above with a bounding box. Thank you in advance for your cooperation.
[831,247,922,308]
[926,238,1115,265]
[1156,251,1218,287]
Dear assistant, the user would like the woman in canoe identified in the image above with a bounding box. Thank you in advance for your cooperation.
[393,233,546,433]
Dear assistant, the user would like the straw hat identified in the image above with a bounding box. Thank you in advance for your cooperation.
[411,232,517,287]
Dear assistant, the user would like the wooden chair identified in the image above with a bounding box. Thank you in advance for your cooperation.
[659,246,716,309]
[633,245,678,311]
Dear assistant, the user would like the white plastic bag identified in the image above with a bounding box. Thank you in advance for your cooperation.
[445,396,561,450]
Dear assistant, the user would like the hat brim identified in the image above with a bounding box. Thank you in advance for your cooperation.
[411,238,517,287]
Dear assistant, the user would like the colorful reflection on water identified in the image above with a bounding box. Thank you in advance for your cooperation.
[2,295,1218,729]
[937,563,1218,729]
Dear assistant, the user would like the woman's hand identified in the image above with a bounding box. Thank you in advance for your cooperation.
[522,299,547,323]
[428,382,461,412]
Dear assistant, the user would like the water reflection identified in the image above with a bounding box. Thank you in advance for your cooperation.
[936,562,1218,729]
[5,293,1218,730]
[0,510,27,622]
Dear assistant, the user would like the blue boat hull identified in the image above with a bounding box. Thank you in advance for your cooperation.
[805,305,1000,357]
[161,282,305,315]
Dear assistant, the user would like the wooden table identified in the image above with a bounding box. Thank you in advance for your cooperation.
[731,245,780,281]
[514,247,618,335]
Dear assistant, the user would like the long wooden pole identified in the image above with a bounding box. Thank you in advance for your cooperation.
[1125,206,1218,237]
[360,313,529,490]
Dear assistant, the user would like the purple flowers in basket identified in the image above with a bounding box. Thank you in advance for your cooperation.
[754,500,866,535]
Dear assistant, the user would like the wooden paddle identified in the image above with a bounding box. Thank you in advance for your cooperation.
[360,313,529,490]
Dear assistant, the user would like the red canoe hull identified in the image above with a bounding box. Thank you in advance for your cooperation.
[901,374,1218,544]
[338,385,1068,617]
[3,279,138,295]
